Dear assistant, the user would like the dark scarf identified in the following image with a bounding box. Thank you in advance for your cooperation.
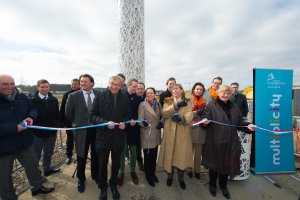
[215,97,233,121]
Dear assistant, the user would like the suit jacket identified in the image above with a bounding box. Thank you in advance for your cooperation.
[65,89,99,157]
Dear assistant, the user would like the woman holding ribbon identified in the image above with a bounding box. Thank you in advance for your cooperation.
[158,83,194,190]
[188,82,207,179]
[201,85,256,199]
[138,87,162,187]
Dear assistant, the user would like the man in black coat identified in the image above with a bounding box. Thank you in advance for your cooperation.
[118,79,143,186]
[29,79,61,176]
[230,82,249,117]
[159,77,176,107]
[91,75,130,200]
[0,75,54,199]
[60,78,80,165]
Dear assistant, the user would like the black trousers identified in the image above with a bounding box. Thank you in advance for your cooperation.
[209,169,228,189]
[143,146,158,177]
[97,149,122,190]
[136,144,143,163]
[66,129,74,158]
[77,128,98,182]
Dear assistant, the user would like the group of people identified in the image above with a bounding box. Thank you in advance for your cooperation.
[0,73,255,200]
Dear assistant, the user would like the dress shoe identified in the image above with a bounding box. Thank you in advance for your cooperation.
[152,174,159,183]
[179,180,186,190]
[31,185,55,196]
[44,168,60,176]
[99,189,107,200]
[146,175,155,187]
[221,188,231,199]
[195,173,201,180]
[117,173,124,186]
[131,172,139,185]
[111,188,120,200]
[209,185,217,197]
[65,157,72,165]
[77,181,85,193]
[166,178,173,186]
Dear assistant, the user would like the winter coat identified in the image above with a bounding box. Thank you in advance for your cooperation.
[190,115,206,144]
[230,93,249,117]
[60,89,79,127]
[91,89,130,153]
[0,91,37,157]
[28,91,60,138]
[138,99,162,149]
[122,90,143,145]
[159,89,172,107]
[201,98,251,177]
[158,97,194,173]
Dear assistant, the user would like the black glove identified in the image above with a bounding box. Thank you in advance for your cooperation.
[142,120,149,127]
[174,100,187,110]
[171,113,186,124]
[196,109,204,117]
[156,121,164,129]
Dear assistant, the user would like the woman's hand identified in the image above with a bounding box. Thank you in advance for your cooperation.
[247,124,257,131]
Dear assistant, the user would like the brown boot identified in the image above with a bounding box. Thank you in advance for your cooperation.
[117,173,124,186]
[131,172,139,185]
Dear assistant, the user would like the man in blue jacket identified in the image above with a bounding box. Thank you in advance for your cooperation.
[0,74,54,200]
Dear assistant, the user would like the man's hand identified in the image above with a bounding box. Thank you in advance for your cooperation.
[17,124,26,132]
[129,119,136,126]
[24,117,33,126]
[108,121,116,129]
[119,122,125,130]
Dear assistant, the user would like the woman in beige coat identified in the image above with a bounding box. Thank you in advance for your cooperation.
[158,84,194,190]
[138,87,162,187]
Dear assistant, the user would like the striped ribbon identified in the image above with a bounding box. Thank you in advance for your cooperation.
[21,119,147,131]
[192,119,298,135]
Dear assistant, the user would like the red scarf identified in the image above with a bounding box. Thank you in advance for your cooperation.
[192,93,206,111]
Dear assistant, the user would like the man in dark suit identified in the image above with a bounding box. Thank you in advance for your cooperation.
[65,74,99,193]
[91,75,130,200]
[60,78,80,165]
[29,79,61,177]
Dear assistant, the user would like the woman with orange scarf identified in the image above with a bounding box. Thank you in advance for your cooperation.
[189,82,207,179]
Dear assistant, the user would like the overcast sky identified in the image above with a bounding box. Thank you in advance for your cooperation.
[0,0,299,90]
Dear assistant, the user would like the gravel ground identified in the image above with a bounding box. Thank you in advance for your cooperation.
[13,132,67,195]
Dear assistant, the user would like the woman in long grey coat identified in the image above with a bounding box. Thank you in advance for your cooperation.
[138,87,162,187]
[201,85,255,199]
[189,82,206,179]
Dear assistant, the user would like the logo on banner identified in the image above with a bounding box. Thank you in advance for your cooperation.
[266,73,286,89]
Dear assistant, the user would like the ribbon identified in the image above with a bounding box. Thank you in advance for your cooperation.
[21,119,147,131]
[192,119,298,135]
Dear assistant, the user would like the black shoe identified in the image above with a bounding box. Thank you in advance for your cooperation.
[65,157,72,165]
[195,173,201,180]
[152,174,159,183]
[166,178,173,186]
[99,189,107,200]
[31,185,55,196]
[221,188,231,199]
[146,176,155,187]
[44,168,60,176]
[179,180,186,190]
[209,185,217,197]
[78,181,85,193]
[111,188,120,200]
[188,171,193,178]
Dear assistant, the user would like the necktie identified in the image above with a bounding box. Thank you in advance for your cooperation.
[87,92,92,111]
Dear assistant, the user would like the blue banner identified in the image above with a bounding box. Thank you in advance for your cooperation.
[254,68,295,173]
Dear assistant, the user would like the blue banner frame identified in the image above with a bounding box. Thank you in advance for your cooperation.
[253,68,295,174]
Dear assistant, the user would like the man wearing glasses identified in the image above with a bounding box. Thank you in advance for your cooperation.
[204,76,223,103]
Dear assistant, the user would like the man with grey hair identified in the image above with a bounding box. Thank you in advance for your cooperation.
[0,74,54,199]
[91,75,130,200]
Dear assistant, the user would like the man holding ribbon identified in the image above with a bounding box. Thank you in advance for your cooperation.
[65,74,99,193]
[0,74,54,199]
[91,75,130,200]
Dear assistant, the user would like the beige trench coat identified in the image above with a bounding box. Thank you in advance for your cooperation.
[190,115,206,144]
[158,97,194,173]
[138,100,162,149]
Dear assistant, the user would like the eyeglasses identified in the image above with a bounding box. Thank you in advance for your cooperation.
[109,82,121,87]
[212,82,221,85]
